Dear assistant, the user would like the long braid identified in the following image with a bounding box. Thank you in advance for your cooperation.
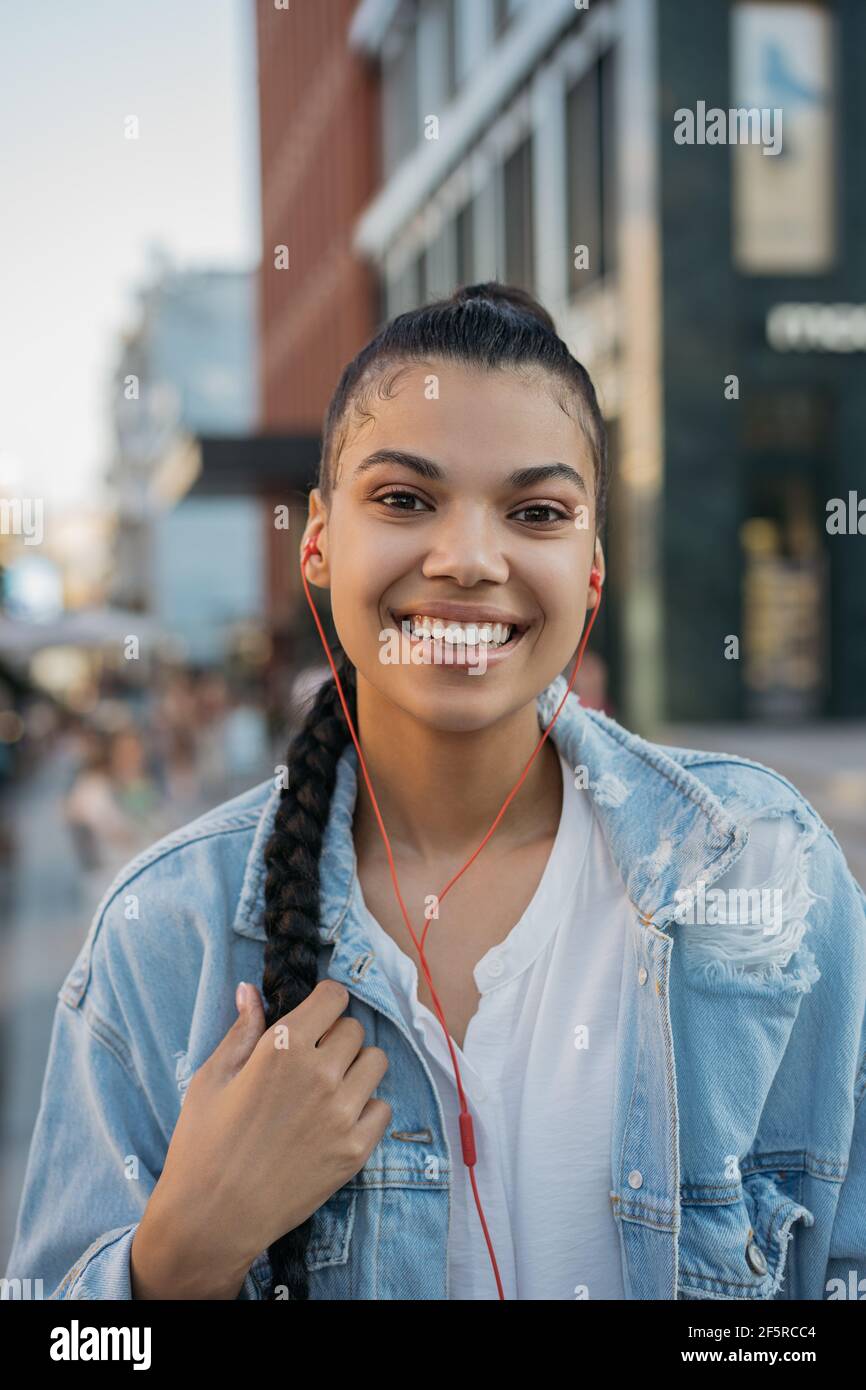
[261,650,356,1300]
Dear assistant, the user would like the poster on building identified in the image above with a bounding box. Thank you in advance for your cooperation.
[731,1,834,272]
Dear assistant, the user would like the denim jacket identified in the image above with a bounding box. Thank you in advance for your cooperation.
[5,674,866,1301]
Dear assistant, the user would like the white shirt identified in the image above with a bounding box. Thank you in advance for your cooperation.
[356,750,631,1300]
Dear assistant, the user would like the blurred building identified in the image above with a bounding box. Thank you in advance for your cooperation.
[108,261,266,666]
[344,0,866,726]
[253,0,380,680]
[249,0,865,726]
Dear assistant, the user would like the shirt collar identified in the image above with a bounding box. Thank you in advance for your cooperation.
[232,674,748,943]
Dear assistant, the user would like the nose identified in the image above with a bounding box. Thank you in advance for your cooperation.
[419,506,510,587]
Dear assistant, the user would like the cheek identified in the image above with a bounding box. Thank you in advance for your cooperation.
[525,559,581,629]
[329,552,394,649]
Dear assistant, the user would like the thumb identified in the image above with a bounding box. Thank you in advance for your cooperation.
[209,981,266,1080]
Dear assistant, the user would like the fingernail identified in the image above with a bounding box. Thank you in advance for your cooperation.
[236,981,248,1012]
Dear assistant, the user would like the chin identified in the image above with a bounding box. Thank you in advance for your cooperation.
[373,670,534,735]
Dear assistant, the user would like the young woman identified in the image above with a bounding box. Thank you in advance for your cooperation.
[5,284,866,1302]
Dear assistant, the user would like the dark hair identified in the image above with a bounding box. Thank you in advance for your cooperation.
[261,281,606,1299]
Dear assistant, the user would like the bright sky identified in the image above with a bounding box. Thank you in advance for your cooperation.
[0,0,260,510]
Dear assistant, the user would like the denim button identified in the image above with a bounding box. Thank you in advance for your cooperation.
[637,967,648,986]
[627,1170,643,1189]
[746,1240,768,1275]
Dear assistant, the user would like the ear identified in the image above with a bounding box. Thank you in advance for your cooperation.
[301,488,330,589]
[587,537,606,610]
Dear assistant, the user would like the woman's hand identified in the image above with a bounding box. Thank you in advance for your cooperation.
[130,979,391,1299]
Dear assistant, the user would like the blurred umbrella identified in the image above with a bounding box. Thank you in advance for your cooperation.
[0,608,165,656]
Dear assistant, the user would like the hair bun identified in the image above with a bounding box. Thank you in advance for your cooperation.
[450,281,557,335]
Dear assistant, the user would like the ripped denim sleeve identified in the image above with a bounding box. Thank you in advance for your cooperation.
[673,809,823,991]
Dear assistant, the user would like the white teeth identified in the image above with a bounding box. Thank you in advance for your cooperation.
[403,615,515,646]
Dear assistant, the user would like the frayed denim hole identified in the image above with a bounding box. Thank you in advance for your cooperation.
[676,810,824,992]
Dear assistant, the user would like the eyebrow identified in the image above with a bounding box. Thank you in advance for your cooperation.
[353,449,589,496]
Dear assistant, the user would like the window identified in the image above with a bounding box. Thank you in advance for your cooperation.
[455,201,474,286]
[493,0,528,39]
[599,47,618,276]
[416,249,427,307]
[417,0,457,119]
[444,0,457,100]
[731,1,835,272]
[566,49,618,294]
[386,257,424,318]
[739,390,831,717]
[426,221,451,299]
[382,20,419,177]
[503,137,534,291]
[374,275,388,331]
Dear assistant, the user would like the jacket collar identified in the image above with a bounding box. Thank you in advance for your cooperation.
[232,674,750,944]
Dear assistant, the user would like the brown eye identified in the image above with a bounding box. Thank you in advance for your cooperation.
[376,490,430,512]
[511,504,571,526]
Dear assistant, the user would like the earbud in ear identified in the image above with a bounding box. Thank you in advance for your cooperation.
[302,538,321,563]
[590,565,602,592]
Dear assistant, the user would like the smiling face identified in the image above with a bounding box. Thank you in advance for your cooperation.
[303,358,604,735]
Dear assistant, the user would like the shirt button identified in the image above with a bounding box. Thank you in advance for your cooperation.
[627,1170,643,1189]
[745,1240,768,1275]
[486,955,504,978]
[637,966,648,986]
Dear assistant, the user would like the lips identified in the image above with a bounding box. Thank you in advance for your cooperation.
[387,608,529,665]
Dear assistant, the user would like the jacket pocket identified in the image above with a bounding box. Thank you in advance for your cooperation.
[245,1188,358,1295]
[677,1170,814,1299]
[305,1186,357,1271]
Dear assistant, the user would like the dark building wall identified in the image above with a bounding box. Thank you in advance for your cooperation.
[658,0,740,721]
[256,0,380,436]
[255,0,381,632]
[658,0,866,720]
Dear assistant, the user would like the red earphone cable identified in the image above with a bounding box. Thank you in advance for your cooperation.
[300,539,602,1300]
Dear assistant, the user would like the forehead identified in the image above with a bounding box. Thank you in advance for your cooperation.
[339,359,589,473]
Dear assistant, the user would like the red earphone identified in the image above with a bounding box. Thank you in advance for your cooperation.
[300,535,602,1298]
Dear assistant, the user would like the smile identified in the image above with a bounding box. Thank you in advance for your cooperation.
[387,610,529,665]
[403,615,515,646]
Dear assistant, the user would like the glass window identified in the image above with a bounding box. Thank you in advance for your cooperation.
[503,137,534,291]
[599,47,618,276]
[382,21,419,177]
[416,249,427,307]
[386,257,423,318]
[493,0,528,39]
[566,65,600,292]
[444,0,457,100]
[731,1,835,272]
[566,49,618,294]
[426,220,451,299]
[455,200,474,286]
[739,389,831,717]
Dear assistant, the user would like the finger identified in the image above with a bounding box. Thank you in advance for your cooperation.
[207,981,266,1081]
[277,978,350,1047]
[353,1096,394,1157]
[342,1046,390,1121]
[316,1015,366,1073]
